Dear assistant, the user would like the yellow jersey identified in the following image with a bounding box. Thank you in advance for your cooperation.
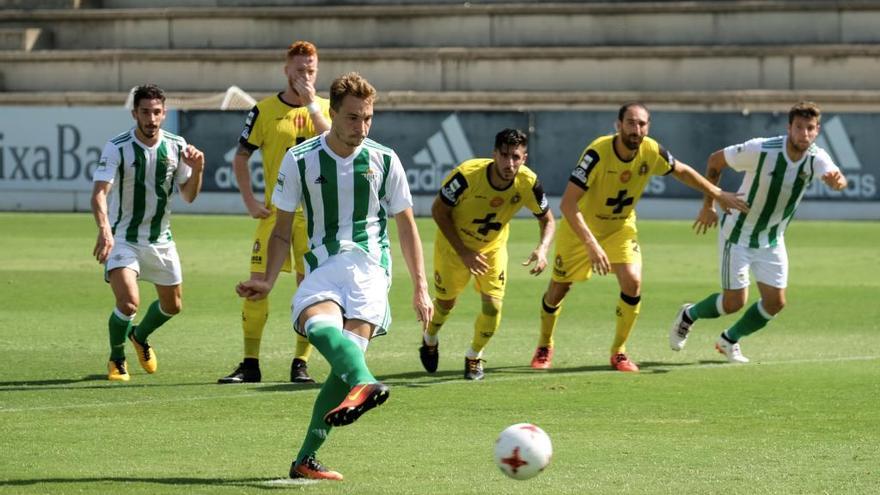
[239,93,330,206]
[438,158,549,252]
[568,134,675,237]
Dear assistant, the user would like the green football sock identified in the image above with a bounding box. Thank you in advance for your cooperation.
[134,300,172,342]
[307,322,375,386]
[108,310,133,360]
[725,300,773,341]
[687,293,723,321]
[295,372,348,464]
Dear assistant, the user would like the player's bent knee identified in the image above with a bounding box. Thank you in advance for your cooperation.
[481,298,502,317]
[436,298,457,311]
[722,299,745,314]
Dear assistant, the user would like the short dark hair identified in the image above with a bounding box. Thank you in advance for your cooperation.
[133,84,166,108]
[618,102,648,122]
[788,101,821,124]
[329,72,376,111]
[494,128,528,150]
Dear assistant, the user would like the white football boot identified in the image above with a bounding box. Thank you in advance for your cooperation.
[669,303,693,351]
[715,335,750,363]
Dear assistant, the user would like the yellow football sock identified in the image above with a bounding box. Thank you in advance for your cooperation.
[294,333,313,362]
[611,292,641,355]
[470,299,502,354]
[538,296,562,348]
[242,297,269,359]
[426,299,452,337]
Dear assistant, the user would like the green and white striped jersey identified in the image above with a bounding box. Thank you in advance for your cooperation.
[720,135,838,248]
[94,129,191,245]
[273,133,413,274]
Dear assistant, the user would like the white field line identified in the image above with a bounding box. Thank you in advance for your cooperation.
[1,354,878,414]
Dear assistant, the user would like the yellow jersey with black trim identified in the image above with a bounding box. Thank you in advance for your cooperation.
[438,159,550,252]
[568,134,675,237]
[239,93,330,206]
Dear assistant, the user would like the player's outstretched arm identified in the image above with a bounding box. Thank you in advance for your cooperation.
[395,207,433,331]
[236,208,294,300]
[90,181,114,264]
[522,209,555,275]
[672,157,749,216]
[179,144,205,203]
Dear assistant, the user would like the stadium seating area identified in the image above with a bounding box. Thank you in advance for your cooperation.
[1,0,880,110]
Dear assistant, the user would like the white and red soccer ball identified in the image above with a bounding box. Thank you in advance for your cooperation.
[493,423,553,480]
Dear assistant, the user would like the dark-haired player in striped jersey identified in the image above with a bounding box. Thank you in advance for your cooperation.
[670,101,847,363]
[532,103,748,372]
[91,84,205,382]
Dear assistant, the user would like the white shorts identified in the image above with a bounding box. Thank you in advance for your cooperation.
[719,234,788,290]
[291,249,391,338]
[105,240,183,286]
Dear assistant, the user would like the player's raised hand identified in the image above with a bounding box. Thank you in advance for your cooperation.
[292,76,317,105]
[822,170,847,191]
[522,246,549,275]
[693,205,719,235]
[235,279,271,301]
[182,144,205,171]
[586,242,611,276]
[715,191,749,214]
[413,286,433,332]
[460,249,490,276]
[93,229,114,264]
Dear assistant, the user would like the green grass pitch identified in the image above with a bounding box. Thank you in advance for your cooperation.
[0,212,878,494]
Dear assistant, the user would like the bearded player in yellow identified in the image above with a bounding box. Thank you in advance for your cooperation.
[420,129,555,380]
[531,103,748,372]
[219,41,331,384]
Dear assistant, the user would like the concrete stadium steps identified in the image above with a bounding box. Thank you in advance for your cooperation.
[1,2,880,50]
[2,45,880,92]
[0,28,50,51]
[3,89,879,112]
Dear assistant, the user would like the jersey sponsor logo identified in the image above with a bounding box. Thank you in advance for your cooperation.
[409,114,475,193]
[252,239,261,253]
[472,212,503,236]
[606,189,634,214]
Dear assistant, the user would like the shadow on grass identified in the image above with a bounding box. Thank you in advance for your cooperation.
[0,477,292,490]
[375,358,732,386]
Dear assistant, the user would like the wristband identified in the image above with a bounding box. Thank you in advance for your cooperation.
[306,101,321,114]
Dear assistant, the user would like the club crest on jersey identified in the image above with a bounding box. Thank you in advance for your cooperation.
[511,193,521,204]
[638,163,649,176]
[362,167,380,185]
[490,197,504,208]
[620,170,632,183]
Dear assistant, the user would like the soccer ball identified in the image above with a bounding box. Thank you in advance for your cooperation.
[493,423,553,480]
